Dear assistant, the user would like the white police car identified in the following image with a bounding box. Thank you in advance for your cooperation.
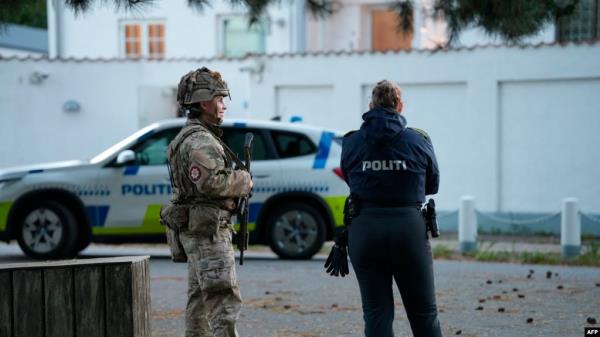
[0,118,348,260]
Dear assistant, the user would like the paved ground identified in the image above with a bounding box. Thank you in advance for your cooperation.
[1,241,599,337]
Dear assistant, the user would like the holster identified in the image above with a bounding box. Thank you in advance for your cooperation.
[421,199,440,238]
[343,195,360,226]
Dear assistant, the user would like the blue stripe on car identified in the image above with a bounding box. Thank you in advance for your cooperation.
[233,122,247,128]
[249,203,262,223]
[28,169,44,174]
[86,206,110,227]
[124,166,140,176]
[312,131,335,169]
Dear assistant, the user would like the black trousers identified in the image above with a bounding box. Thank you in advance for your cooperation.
[348,207,442,337]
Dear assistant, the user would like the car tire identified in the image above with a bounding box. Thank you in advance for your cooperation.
[71,231,91,256]
[266,202,325,259]
[16,200,79,259]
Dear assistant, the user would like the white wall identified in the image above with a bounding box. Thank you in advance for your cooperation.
[500,79,600,213]
[0,61,141,167]
[0,58,256,168]
[1,43,599,213]
[0,47,45,58]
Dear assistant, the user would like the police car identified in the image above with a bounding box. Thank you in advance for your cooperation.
[0,118,348,260]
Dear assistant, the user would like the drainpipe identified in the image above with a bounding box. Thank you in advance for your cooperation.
[47,0,62,58]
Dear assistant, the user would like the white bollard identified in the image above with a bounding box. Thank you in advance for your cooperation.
[459,196,477,253]
[561,198,581,258]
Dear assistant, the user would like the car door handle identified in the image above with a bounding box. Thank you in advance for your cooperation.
[253,174,270,179]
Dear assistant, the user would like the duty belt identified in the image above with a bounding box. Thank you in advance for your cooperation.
[361,201,422,209]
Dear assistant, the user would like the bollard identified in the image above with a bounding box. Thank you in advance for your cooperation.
[459,196,477,253]
[561,198,581,258]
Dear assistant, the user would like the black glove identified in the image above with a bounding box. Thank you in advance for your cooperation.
[324,229,349,277]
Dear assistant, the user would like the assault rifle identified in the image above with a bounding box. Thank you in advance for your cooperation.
[236,132,253,265]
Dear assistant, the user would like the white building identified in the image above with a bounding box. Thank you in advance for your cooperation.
[47,0,597,59]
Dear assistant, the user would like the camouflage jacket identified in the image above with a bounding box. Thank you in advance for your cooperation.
[167,118,252,211]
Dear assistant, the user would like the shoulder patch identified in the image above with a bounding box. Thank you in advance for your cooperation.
[344,130,358,138]
[409,127,429,140]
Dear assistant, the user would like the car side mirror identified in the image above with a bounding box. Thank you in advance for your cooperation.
[116,150,136,165]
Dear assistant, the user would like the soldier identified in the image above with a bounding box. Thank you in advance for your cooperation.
[164,67,253,337]
[340,80,442,337]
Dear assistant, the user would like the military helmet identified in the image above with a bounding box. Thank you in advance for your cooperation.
[176,67,230,106]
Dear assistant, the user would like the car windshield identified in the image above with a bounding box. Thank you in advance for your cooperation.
[90,123,159,164]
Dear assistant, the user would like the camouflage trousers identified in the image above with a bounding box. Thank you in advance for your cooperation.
[180,225,242,337]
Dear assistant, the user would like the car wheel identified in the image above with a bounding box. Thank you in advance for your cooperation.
[16,200,78,259]
[266,202,325,259]
[71,231,91,256]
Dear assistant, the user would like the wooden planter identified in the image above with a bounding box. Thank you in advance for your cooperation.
[0,256,151,337]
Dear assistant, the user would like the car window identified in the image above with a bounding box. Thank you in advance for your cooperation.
[131,128,179,166]
[271,130,316,158]
[222,128,270,161]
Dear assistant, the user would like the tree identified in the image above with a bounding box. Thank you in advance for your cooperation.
[0,0,579,45]
[0,0,47,29]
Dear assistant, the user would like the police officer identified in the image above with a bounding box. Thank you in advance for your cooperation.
[341,80,442,337]
[165,67,253,337]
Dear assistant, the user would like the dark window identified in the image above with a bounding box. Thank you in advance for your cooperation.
[271,131,317,158]
[557,0,599,42]
[130,128,179,165]
[222,128,270,161]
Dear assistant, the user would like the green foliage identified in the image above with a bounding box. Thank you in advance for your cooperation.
[431,244,454,259]
[573,240,600,266]
[432,239,600,267]
[519,251,562,264]
[392,0,414,35]
[474,250,512,262]
[0,0,47,29]
[433,0,579,44]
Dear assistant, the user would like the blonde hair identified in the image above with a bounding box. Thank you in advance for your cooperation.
[371,80,401,109]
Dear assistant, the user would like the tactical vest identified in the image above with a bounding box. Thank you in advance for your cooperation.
[166,122,233,208]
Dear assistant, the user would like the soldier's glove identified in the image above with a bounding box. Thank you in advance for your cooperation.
[324,229,349,277]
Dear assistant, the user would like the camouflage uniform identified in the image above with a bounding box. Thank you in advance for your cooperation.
[164,68,252,337]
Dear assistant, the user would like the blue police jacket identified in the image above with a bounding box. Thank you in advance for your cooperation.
[341,107,439,205]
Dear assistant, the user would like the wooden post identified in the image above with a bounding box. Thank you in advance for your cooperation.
[0,271,13,337]
[0,256,150,337]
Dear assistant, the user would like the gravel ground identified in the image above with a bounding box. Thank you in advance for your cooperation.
[151,257,600,337]
[1,242,598,337]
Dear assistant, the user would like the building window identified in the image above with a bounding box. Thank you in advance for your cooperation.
[222,16,266,57]
[148,24,165,58]
[371,9,413,51]
[124,24,142,58]
[122,21,165,58]
[557,0,599,42]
